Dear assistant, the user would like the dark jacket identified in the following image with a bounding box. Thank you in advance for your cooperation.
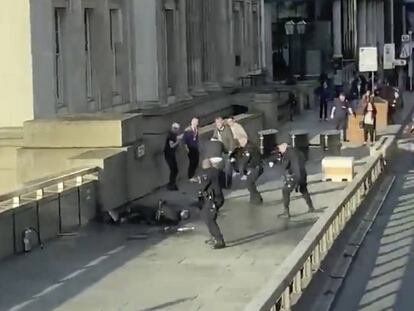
[212,125,235,153]
[239,142,262,173]
[164,131,178,156]
[200,167,224,207]
[281,147,307,184]
[203,140,225,159]
[183,127,199,149]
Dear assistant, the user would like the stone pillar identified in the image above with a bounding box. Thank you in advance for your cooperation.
[186,0,207,96]
[263,1,273,82]
[202,0,221,91]
[389,0,394,43]
[357,0,367,47]
[377,0,385,56]
[175,0,191,101]
[366,0,373,46]
[333,0,343,58]
[216,0,235,86]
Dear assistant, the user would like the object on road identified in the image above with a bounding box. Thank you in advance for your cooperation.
[320,130,342,156]
[346,107,365,144]
[22,227,43,252]
[258,129,278,156]
[322,156,354,182]
[289,130,309,161]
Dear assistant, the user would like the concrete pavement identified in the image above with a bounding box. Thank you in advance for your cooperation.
[0,104,382,311]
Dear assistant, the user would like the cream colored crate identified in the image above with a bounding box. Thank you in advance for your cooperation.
[322,156,354,182]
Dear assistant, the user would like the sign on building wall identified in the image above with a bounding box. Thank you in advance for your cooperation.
[383,43,395,70]
[359,47,378,72]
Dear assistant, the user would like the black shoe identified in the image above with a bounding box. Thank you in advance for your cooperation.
[204,237,214,245]
[278,210,291,218]
[167,184,179,191]
[211,240,226,249]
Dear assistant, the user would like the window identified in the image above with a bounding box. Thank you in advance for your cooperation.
[54,8,65,107]
[165,9,175,95]
[84,9,94,101]
[110,9,122,97]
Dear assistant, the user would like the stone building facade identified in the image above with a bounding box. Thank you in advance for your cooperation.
[0,0,265,127]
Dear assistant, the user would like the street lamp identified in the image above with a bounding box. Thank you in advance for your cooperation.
[297,20,307,35]
[297,20,307,79]
[284,20,307,79]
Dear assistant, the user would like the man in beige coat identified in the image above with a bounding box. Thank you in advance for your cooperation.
[227,116,248,147]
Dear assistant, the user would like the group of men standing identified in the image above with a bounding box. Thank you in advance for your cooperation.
[163,116,316,250]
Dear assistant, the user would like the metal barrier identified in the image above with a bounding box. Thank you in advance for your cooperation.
[0,167,99,257]
[244,155,385,311]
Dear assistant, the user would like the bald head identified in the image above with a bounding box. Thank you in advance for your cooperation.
[278,143,288,154]
[191,117,199,129]
[202,159,212,169]
[239,137,248,147]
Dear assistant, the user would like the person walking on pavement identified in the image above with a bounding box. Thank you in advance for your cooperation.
[238,137,263,205]
[212,116,235,188]
[362,98,377,145]
[164,123,182,191]
[330,92,354,142]
[199,159,225,249]
[318,81,332,121]
[271,143,315,218]
[183,117,200,183]
[286,92,297,121]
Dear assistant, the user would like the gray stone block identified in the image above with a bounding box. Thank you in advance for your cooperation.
[60,188,81,233]
[38,195,60,242]
[79,181,98,224]
[0,210,14,260]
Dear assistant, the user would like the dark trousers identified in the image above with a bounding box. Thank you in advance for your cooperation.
[223,156,233,189]
[319,101,328,120]
[246,166,263,204]
[363,124,375,143]
[201,199,224,243]
[282,182,314,212]
[165,154,178,186]
[335,118,348,141]
[187,147,199,179]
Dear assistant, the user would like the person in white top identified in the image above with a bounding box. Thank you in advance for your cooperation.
[362,99,377,145]
[226,116,248,146]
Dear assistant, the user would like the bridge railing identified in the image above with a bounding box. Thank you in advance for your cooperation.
[244,154,385,311]
[0,167,99,259]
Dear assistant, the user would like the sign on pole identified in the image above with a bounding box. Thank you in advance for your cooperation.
[359,47,378,72]
[383,43,395,70]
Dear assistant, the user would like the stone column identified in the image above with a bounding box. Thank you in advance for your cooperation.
[202,0,221,91]
[357,0,367,47]
[377,0,385,55]
[186,0,207,96]
[389,0,394,43]
[215,0,235,86]
[263,1,273,82]
[333,0,343,58]
[175,0,191,101]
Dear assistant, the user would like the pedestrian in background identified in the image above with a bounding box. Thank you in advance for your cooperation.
[362,99,377,145]
[184,117,200,183]
[318,81,331,121]
[330,92,354,142]
[286,92,297,121]
[164,123,182,191]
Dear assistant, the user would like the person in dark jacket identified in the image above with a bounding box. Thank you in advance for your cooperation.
[318,81,332,121]
[164,123,182,191]
[330,92,354,142]
[348,74,367,110]
[238,137,263,205]
[183,117,200,182]
[287,92,297,121]
[199,159,225,249]
[271,143,315,218]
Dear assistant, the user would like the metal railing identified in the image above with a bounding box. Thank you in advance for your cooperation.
[244,154,385,311]
[0,167,99,212]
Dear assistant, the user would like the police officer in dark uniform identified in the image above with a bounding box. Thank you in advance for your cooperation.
[199,159,225,249]
[238,137,263,205]
[273,142,315,218]
[330,92,354,142]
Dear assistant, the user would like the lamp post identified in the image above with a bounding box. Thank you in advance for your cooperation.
[285,20,295,79]
[297,20,307,79]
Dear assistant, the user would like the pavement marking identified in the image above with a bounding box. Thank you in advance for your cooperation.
[106,245,126,255]
[33,283,63,298]
[60,268,87,282]
[84,255,110,268]
[8,299,35,311]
